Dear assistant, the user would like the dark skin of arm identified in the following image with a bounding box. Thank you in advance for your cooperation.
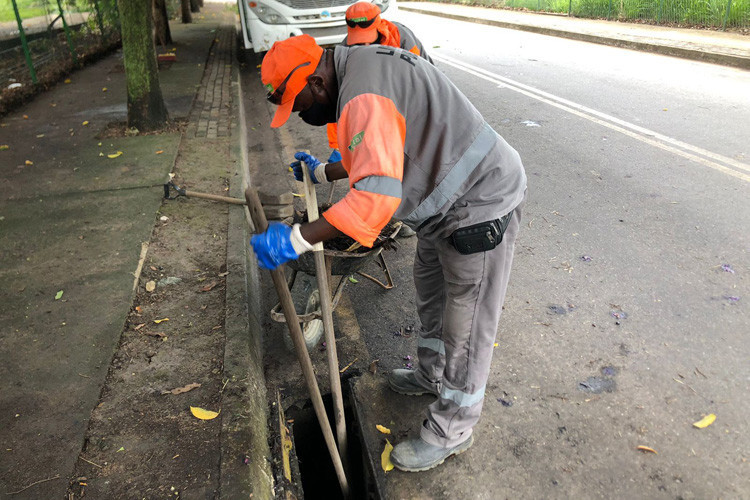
[298,161,348,245]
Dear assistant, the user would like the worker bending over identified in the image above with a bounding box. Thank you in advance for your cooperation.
[253,35,527,472]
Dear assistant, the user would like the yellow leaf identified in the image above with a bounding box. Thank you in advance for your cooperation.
[98,142,102,146]
[25,160,33,166]
[107,151,123,159]
[381,440,394,472]
[64,79,71,84]
[0,145,9,151]
[36,134,44,138]
[99,152,104,157]
[693,413,716,429]
[154,318,169,324]
[190,406,220,420]
[145,281,156,292]
[637,445,657,454]
[155,150,164,155]
[102,87,107,92]
[23,115,28,119]
[82,121,89,126]
[376,424,391,435]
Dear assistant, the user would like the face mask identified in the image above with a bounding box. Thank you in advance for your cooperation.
[299,100,337,127]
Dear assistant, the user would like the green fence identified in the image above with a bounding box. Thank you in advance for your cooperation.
[439,0,749,29]
[1,0,120,99]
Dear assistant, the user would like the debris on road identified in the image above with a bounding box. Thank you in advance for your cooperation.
[190,406,220,420]
[637,445,658,454]
[162,383,201,395]
[381,440,394,472]
[692,414,716,429]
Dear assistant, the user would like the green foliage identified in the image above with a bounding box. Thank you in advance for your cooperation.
[437,0,748,26]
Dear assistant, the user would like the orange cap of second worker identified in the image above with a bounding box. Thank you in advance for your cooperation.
[345,2,382,45]
[261,35,324,128]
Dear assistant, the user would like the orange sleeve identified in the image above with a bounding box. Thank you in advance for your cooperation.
[409,45,420,56]
[326,123,338,149]
[322,94,406,247]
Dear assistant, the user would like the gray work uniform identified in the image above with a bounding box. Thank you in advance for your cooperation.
[331,45,527,447]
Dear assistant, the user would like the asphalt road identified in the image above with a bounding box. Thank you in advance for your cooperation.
[242,12,749,497]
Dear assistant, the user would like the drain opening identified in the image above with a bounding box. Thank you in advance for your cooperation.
[285,380,372,499]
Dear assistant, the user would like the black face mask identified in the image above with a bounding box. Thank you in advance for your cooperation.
[299,100,337,127]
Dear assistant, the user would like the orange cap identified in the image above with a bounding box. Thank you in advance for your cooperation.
[345,2,381,45]
[261,35,324,128]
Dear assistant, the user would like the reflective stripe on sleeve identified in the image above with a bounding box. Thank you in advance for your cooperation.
[403,122,497,228]
[417,337,445,355]
[440,385,486,407]
[353,175,403,199]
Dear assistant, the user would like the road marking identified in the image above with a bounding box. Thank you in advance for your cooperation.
[433,53,750,183]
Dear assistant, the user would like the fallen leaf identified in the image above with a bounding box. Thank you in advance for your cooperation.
[162,383,201,395]
[107,151,123,159]
[381,440,394,472]
[190,406,220,420]
[23,115,28,119]
[98,142,102,146]
[55,290,64,300]
[0,145,8,151]
[25,160,33,166]
[64,79,71,84]
[135,306,142,313]
[348,276,359,284]
[693,414,716,429]
[155,150,164,154]
[102,87,107,92]
[116,446,124,452]
[82,121,89,126]
[201,282,218,292]
[154,318,169,324]
[36,134,44,138]
[134,323,146,331]
[143,331,166,338]
[369,359,379,375]
[376,424,391,435]
[99,152,104,157]
[637,445,658,454]
[145,280,156,292]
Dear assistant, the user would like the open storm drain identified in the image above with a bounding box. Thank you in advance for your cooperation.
[278,380,377,499]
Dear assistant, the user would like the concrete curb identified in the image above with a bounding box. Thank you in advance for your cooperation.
[218,33,274,499]
[400,6,750,70]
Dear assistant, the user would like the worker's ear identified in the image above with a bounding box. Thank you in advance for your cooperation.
[307,74,327,101]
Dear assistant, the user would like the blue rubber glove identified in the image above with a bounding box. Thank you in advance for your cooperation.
[290,152,323,184]
[327,149,342,163]
[250,222,298,270]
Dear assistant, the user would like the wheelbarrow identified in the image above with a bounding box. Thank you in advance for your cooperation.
[270,222,402,352]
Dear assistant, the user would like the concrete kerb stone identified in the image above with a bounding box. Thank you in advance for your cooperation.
[399,6,750,70]
[218,36,274,499]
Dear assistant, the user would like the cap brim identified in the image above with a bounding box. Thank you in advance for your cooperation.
[347,26,378,45]
[270,66,314,128]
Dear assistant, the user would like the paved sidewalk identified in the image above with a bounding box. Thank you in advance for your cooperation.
[0,7,271,498]
[399,1,750,69]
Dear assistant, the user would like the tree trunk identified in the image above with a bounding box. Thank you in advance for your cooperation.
[197,0,203,7]
[152,0,172,47]
[181,0,192,23]
[118,0,169,131]
[190,0,200,13]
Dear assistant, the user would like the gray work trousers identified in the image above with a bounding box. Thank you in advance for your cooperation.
[414,201,523,448]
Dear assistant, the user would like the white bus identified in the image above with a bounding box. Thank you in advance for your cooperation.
[237,0,397,53]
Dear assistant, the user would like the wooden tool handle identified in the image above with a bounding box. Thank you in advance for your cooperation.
[244,186,350,498]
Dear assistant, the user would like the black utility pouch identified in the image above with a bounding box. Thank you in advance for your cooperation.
[451,211,513,255]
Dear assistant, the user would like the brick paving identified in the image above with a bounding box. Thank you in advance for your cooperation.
[188,24,234,139]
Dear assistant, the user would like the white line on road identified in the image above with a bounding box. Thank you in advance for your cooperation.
[433,53,750,183]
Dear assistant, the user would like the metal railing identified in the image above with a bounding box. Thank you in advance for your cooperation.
[437,0,749,29]
[1,0,120,99]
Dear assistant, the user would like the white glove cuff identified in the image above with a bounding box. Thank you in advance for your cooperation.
[313,162,329,184]
[290,223,314,256]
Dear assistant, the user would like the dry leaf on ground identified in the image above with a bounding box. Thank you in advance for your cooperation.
[693,414,716,429]
[162,383,201,395]
[381,440,394,472]
[190,406,220,420]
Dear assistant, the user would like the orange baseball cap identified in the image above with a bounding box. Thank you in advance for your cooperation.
[345,2,381,45]
[261,35,324,128]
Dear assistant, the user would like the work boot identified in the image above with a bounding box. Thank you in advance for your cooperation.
[388,369,440,396]
[391,435,474,472]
